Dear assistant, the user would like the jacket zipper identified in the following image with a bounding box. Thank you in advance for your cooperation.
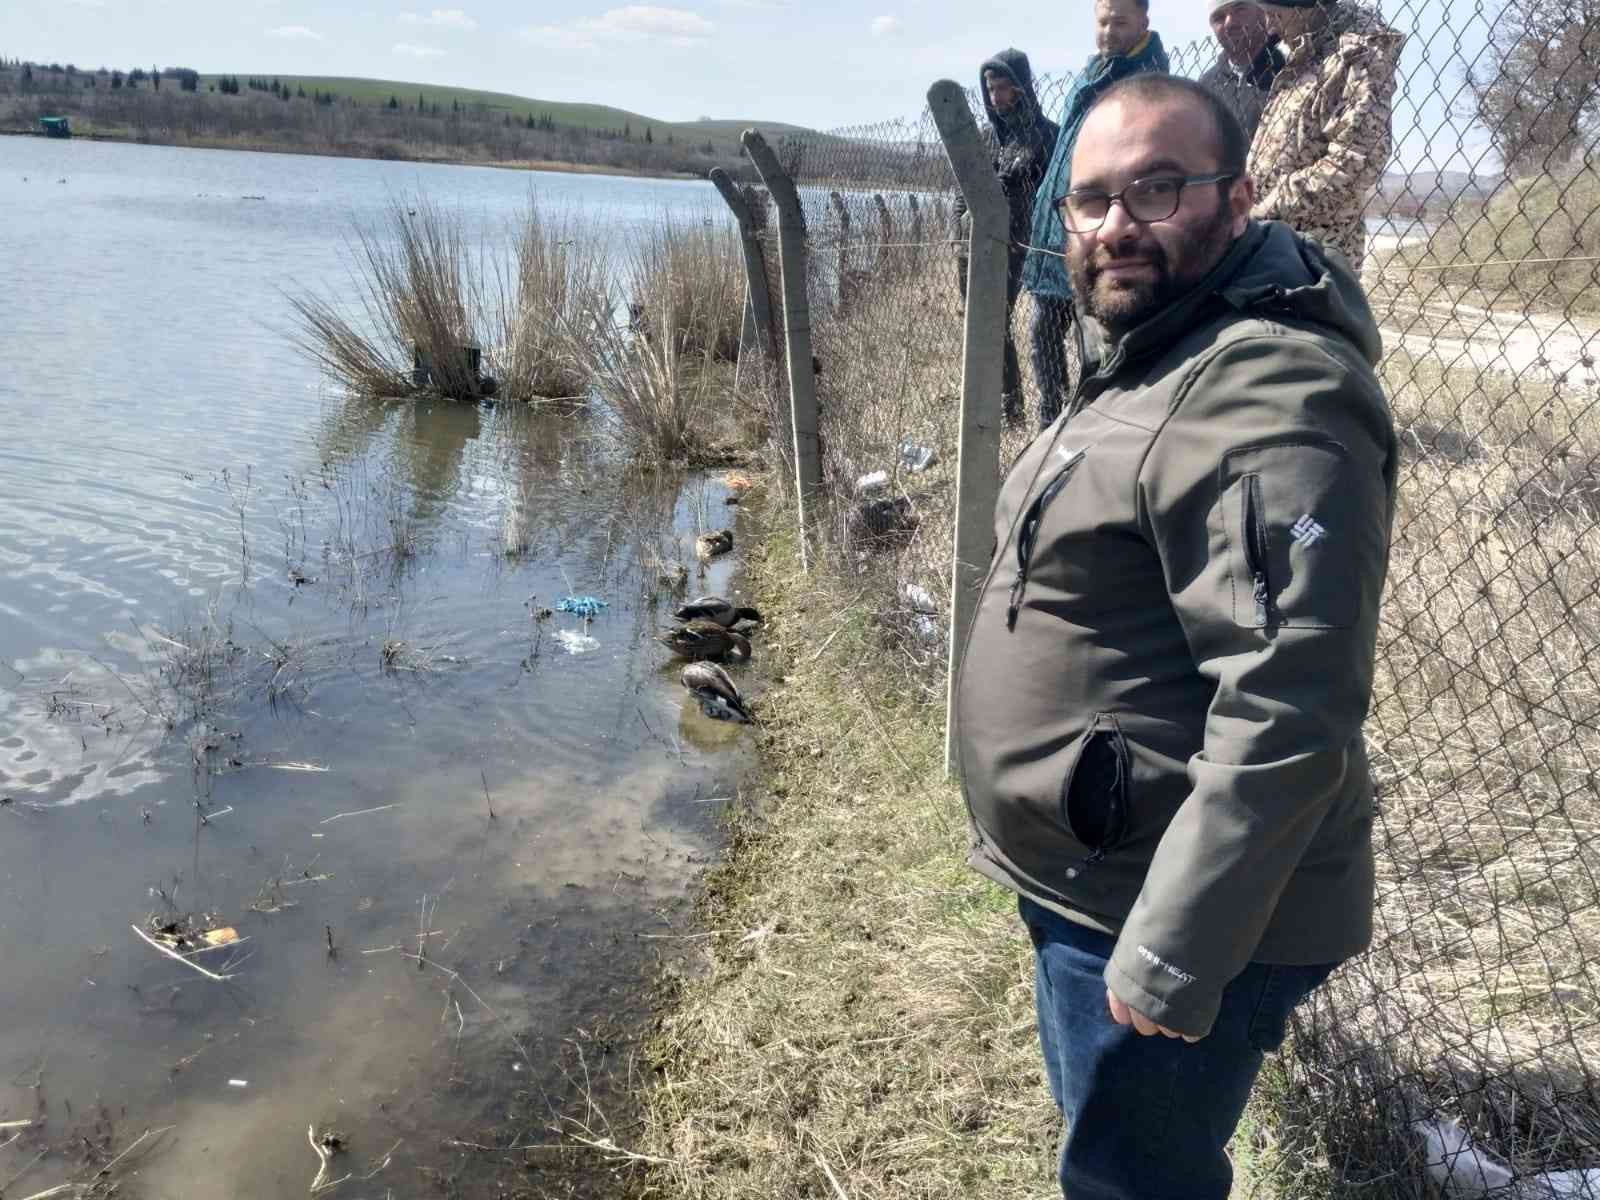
[1243,474,1271,628]
[1006,447,1086,630]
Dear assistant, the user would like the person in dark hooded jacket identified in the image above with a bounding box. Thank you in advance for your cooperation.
[954,49,1059,425]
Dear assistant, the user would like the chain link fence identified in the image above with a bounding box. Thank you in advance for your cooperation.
[722,1,1600,1192]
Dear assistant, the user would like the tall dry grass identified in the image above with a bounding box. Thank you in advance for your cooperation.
[288,197,604,402]
[561,213,748,464]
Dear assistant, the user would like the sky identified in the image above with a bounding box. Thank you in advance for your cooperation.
[2,0,1494,171]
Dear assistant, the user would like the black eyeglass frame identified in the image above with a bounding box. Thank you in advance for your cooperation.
[1055,172,1238,233]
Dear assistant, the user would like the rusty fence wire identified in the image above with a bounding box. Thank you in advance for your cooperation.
[724,0,1600,1193]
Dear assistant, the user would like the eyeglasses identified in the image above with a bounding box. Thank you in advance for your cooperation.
[1056,173,1237,233]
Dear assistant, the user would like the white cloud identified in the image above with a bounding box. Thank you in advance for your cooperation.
[399,8,478,31]
[393,42,446,57]
[520,5,714,51]
[267,24,323,39]
[868,14,901,36]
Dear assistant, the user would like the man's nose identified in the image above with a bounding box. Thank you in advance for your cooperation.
[1097,197,1142,244]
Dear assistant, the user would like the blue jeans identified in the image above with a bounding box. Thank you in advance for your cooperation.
[1019,897,1335,1200]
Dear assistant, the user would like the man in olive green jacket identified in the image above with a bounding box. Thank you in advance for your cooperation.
[954,74,1395,1199]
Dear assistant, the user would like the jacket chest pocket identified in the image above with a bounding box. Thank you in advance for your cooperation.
[1005,446,1086,630]
[1221,438,1362,630]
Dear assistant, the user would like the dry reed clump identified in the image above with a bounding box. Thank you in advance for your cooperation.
[288,197,603,403]
[626,214,747,363]
[562,215,748,465]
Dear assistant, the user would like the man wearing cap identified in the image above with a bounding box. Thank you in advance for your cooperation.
[1200,0,1285,140]
[1248,0,1404,270]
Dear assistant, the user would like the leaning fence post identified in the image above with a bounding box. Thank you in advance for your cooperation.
[830,191,852,311]
[928,80,1006,776]
[742,129,823,570]
[709,168,778,364]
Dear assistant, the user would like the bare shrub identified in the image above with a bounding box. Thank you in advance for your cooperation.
[563,216,745,463]
[624,214,746,363]
[289,197,601,403]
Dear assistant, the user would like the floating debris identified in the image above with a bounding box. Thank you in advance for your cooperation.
[556,596,609,617]
[696,529,734,559]
[554,629,601,655]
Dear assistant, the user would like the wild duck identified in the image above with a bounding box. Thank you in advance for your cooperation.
[681,661,753,723]
[695,529,734,559]
[674,595,763,627]
[656,619,751,662]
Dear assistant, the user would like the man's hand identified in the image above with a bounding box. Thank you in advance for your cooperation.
[1106,987,1204,1043]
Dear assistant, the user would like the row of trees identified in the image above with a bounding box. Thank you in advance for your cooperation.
[5,61,200,93]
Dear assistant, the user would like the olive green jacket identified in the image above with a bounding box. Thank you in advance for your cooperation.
[954,221,1397,1037]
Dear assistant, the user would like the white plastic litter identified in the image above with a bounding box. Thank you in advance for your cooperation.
[899,441,938,472]
[554,630,600,655]
[856,470,889,495]
[228,1079,249,1089]
[900,583,938,614]
[1416,1118,1513,1195]
[911,615,940,643]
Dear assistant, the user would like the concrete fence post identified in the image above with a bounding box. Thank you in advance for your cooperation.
[708,167,778,363]
[830,191,852,312]
[928,79,1006,777]
[872,193,894,271]
[742,129,823,571]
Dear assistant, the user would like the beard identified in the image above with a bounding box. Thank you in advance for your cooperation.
[1070,203,1237,338]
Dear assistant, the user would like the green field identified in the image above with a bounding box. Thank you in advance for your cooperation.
[198,73,809,138]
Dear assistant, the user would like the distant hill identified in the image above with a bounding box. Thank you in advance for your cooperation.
[199,74,810,140]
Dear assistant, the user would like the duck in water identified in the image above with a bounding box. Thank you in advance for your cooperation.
[673,595,762,628]
[656,619,752,662]
[680,661,753,723]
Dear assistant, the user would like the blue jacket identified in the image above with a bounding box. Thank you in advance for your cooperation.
[1022,32,1170,299]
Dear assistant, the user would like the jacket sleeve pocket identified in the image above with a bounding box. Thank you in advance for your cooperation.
[1220,438,1367,630]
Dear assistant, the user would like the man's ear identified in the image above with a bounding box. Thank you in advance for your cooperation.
[1230,174,1256,235]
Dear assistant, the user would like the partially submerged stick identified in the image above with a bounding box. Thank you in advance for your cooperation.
[130,925,237,983]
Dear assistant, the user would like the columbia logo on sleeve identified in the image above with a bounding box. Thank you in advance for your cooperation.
[1291,514,1328,547]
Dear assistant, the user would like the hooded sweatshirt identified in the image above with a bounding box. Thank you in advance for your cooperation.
[955,221,1397,1037]
[955,50,1060,290]
[1020,32,1170,300]
[1249,2,1405,269]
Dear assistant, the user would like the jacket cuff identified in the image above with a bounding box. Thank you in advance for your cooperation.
[1104,945,1221,1039]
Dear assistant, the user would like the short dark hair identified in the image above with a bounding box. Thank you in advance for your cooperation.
[1091,74,1248,176]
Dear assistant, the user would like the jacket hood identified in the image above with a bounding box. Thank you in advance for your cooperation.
[1281,1,1403,70]
[979,48,1046,144]
[1084,220,1382,372]
[1218,220,1383,364]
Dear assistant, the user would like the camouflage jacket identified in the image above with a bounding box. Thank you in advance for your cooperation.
[1247,4,1404,270]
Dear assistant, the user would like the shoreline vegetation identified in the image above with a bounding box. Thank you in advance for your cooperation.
[0,59,778,180]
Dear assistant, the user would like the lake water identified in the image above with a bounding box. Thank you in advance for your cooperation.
[0,136,749,1197]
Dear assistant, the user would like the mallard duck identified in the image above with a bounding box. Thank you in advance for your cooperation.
[695,529,734,559]
[656,619,751,662]
[674,595,762,627]
[681,662,753,723]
